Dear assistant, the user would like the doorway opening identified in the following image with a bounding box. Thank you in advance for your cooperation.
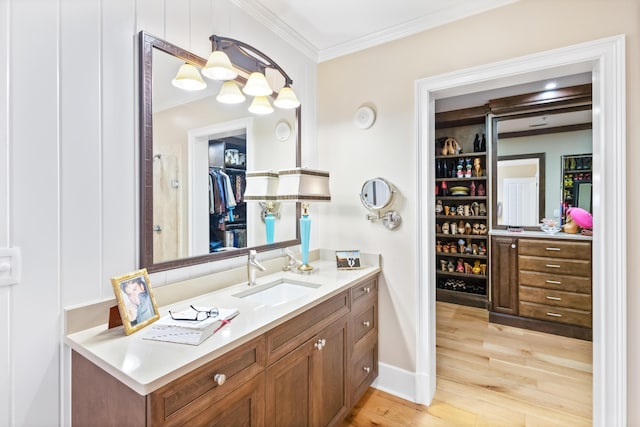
[416,35,626,426]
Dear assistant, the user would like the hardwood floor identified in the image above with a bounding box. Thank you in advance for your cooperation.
[342,302,592,426]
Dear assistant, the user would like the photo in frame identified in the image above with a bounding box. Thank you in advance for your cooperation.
[111,268,160,335]
[335,250,361,270]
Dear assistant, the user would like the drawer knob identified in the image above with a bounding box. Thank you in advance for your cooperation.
[546,279,562,285]
[511,244,516,249]
[546,312,562,318]
[314,338,326,351]
[363,366,371,373]
[362,321,371,328]
[545,264,561,269]
[213,373,226,386]
[546,296,562,301]
[363,287,371,293]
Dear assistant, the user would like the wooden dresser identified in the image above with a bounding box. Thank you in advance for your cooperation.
[490,235,592,340]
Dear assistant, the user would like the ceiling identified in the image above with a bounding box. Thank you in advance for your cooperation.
[233,0,519,62]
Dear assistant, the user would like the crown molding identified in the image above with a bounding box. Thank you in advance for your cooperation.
[231,0,319,62]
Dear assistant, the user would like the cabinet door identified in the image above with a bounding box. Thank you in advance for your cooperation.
[490,236,518,314]
[265,316,349,427]
[265,336,314,427]
[312,316,349,427]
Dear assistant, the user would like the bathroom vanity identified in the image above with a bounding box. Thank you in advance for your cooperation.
[65,252,380,426]
[490,231,592,340]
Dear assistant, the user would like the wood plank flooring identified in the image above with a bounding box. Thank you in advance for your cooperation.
[342,302,592,426]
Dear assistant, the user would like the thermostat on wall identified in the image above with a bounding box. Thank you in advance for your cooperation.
[354,106,376,129]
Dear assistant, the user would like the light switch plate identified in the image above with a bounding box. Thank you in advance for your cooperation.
[0,247,21,287]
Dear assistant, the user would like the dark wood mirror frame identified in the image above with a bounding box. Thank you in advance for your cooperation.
[139,31,301,273]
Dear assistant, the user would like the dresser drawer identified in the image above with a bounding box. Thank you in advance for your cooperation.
[519,301,591,328]
[351,277,378,307]
[518,238,591,260]
[351,331,377,404]
[148,335,265,426]
[518,255,591,277]
[352,304,376,345]
[519,285,591,311]
[519,270,591,293]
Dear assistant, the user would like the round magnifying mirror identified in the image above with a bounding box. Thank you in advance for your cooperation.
[360,177,394,210]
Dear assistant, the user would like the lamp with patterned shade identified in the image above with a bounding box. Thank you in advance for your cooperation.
[277,168,331,272]
[243,171,280,244]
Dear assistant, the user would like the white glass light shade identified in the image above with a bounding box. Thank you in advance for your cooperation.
[171,63,207,91]
[248,96,274,115]
[216,81,246,104]
[202,51,238,81]
[242,72,273,96]
[276,168,331,202]
[243,171,279,201]
[273,86,300,109]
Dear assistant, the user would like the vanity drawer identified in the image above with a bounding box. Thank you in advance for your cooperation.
[518,255,591,277]
[266,290,350,363]
[519,301,591,328]
[351,277,378,307]
[519,285,591,311]
[148,335,265,426]
[351,332,378,404]
[352,304,376,345]
[519,270,591,293]
[518,238,591,260]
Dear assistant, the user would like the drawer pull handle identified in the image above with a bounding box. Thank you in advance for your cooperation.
[362,321,371,328]
[546,296,562,301]
[314,338,326,351]
[213,373,226,386]
[363,366,371,373]
[546,280,562,285]
[545,247,561,251]
[546,312,562,317]
[545,264,561,268]
[362,287,371,294]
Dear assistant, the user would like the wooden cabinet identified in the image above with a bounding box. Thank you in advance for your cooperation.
[435,109,489,308]
[489,236,592,340]
[72,276,378,427]
[490,236,518,315]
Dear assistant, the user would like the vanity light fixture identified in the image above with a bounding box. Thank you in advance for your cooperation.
[277,168,331,272]
[171,63,207,91]
[244,171,280,244]
[216,80,246,104]
[248,95,274,115]
[273,86,300,109]
[202,50,238,81]
[243,72,274,97]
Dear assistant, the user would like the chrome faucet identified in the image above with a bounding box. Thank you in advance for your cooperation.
[248,250,266,286]
[282,248,303,272]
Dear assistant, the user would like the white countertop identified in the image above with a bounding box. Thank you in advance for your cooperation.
[490,229,593,240]
[64,252,380,395]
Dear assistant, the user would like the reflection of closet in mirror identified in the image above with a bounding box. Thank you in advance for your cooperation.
[492,107,592,229]
[209,135,247,251]
[561,153,592,222]
[495,153,545,227]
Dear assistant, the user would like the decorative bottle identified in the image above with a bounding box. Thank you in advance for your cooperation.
[473,134,480,152]
[480,134,486,152]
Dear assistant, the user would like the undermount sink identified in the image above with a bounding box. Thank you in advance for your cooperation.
[233,279,321,307]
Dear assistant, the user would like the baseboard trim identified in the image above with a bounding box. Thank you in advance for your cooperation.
[371,362,419,403]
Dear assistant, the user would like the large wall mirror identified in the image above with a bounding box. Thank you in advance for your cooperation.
[491,105,592,229]
[139,32,301,272]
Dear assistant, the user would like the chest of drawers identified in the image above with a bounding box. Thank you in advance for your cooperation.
[489,235,592,340]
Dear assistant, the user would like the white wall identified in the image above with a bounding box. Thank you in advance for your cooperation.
[0,1,316,425]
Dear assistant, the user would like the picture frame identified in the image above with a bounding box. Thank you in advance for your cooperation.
[335,250,361,270]
[111,268,160,335]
